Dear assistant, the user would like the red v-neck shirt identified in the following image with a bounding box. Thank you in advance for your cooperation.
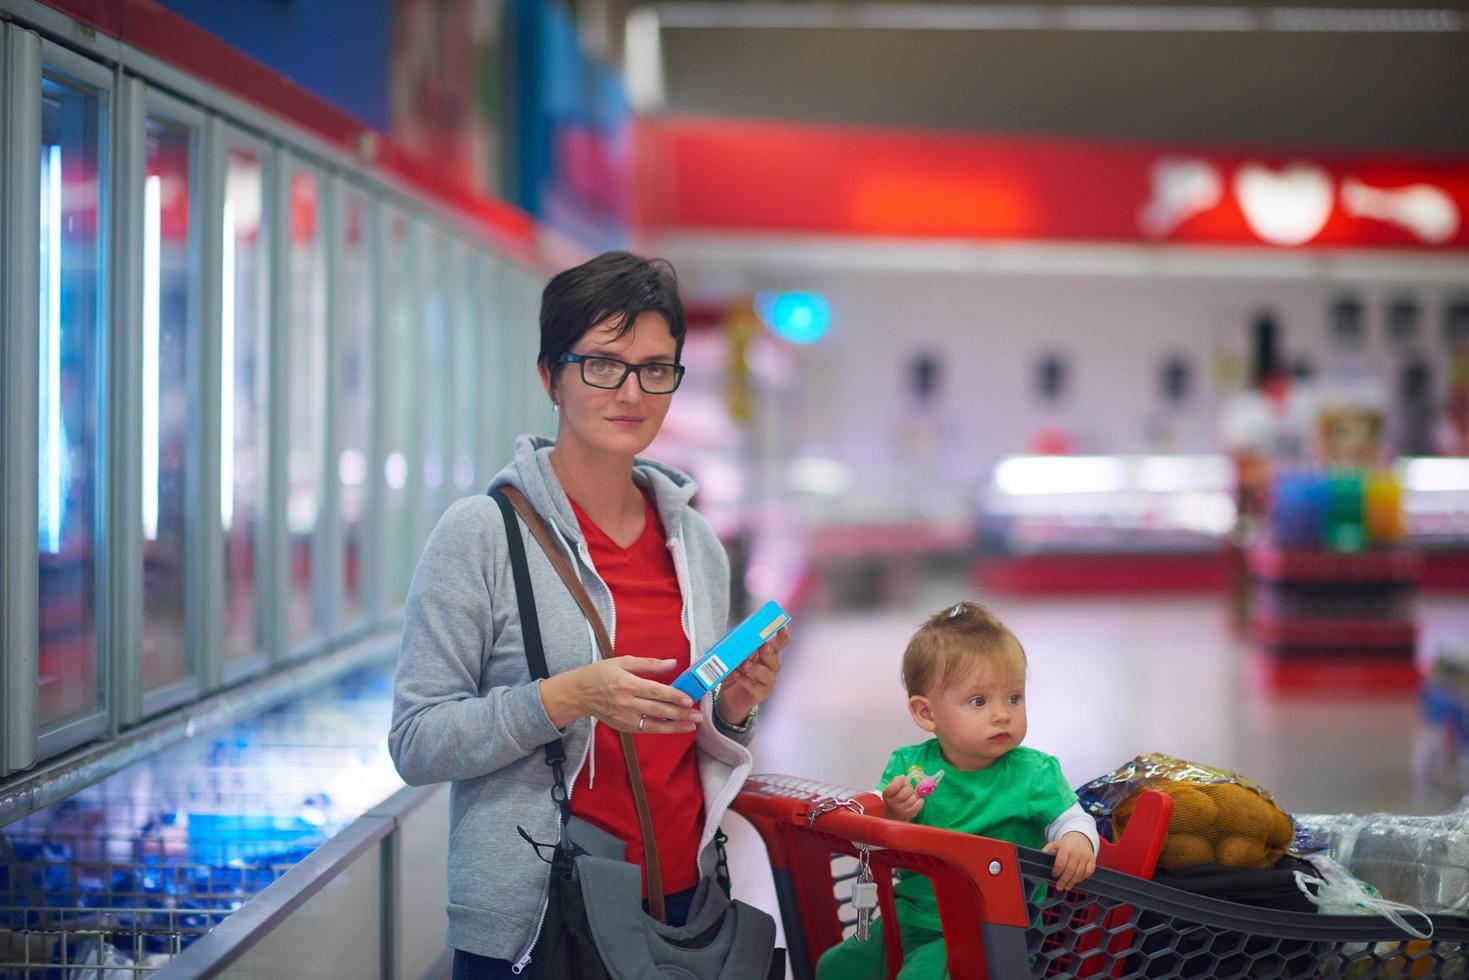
[567,489,705,894]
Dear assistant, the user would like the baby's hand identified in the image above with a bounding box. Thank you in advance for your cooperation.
[881,775,924,822]
[1042,831,1096,892]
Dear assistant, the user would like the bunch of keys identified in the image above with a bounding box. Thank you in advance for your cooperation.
[852,845,878,942]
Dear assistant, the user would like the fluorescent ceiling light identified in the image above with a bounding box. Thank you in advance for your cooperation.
[625,6,667,111]
[40,144,66,555]
[1138,456,1233,493]
[143,174,162,543]
[1399,457,1469,493]
[994,456,1128,495]
[789,456,854,495]
[654,3,1464,33]
[659,234,1469,284]
[221,199,236,533]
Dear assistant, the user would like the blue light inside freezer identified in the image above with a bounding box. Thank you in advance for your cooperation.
[0,658,405,950]
[186,813,326,866]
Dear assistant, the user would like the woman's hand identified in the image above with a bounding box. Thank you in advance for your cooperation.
[881,775,924,822]
[1042,831,1097,892]
[540,657,703,734]
[715,626,789,728]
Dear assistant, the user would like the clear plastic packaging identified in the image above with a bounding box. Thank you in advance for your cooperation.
[66,938,137,980]
[1295,795,1469,915]
[1295,851,1435,938]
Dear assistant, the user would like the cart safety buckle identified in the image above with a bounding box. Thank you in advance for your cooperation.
[805,795,865,827]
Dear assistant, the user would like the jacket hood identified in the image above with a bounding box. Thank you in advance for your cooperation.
[486,434,700,545]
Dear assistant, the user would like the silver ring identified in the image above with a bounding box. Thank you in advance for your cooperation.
[637,714,647,733]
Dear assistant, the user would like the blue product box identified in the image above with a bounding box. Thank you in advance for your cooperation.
[672,600,791,703]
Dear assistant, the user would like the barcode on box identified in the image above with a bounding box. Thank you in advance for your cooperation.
[695,655,728,688]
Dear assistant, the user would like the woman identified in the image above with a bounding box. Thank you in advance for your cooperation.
[389,251,788,978]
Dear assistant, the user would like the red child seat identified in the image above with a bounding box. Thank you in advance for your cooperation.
[731,774,1173,980]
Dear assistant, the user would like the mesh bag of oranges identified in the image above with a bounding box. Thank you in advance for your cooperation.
[1077,753,1318,872]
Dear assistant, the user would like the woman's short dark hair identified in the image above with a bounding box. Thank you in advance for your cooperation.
[538,251,687,380]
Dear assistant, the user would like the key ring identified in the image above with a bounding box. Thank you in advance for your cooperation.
[806,795,865,828]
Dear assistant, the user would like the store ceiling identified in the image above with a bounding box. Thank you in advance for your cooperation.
[625,0,1469,153]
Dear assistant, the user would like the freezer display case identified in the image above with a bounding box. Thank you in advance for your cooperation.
[975,454,1469,594]
[1400,457,1469,589]
[0,662,443,978]
[975,454,1236,592]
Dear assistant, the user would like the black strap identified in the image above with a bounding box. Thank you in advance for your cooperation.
[713,827,732,896]
[492,483,670,923]
[491,488,569,787]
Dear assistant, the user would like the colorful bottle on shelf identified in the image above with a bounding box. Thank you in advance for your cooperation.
[1270,469,1329,548]
[1364,469,1405,544]
[1325,469,1366,553]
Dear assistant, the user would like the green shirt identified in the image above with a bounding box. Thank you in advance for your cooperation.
[877,741,1077,931]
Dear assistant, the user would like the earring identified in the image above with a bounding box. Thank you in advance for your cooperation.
[552,403,560,414]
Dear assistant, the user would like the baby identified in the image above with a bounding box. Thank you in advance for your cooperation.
[816,601,1099,979]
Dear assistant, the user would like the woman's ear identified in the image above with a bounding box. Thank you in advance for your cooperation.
[907,694,937,733]
[538,359,556,406]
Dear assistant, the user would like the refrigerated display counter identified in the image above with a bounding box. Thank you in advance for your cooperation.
[0,660,449,979]
[974,454,1235,593]
[975,454,1469,594]
[1401,457,1469,590]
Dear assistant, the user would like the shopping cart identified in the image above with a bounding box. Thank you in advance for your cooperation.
[732,773,1469,980]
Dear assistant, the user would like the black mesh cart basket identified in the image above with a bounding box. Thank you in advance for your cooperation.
[732,773,1469,980]
[1017,845,1469,979]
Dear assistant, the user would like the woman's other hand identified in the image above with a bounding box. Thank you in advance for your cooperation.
[540,657,703,734]
[715,625,789,727]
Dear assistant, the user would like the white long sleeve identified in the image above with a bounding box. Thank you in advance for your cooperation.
[1045,802,1100,853]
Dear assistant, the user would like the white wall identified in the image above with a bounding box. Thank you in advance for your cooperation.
[658,242,1469,525]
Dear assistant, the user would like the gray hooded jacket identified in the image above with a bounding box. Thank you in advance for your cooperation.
[388,435,756,965]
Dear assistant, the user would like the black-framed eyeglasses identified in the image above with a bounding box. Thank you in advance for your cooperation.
[558,353,685,394]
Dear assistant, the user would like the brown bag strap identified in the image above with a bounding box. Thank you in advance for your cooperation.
[498,485,668,923]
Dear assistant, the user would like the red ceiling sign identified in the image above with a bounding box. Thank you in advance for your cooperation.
[636,116,1469,250]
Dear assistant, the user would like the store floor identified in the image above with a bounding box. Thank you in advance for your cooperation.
[724,580,1469,951]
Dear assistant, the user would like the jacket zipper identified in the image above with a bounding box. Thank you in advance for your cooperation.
[511,526,616,973]
[666,535,696,661]
[667,532,750,869]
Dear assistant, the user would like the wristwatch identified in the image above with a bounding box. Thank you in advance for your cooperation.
[713,688,759,734]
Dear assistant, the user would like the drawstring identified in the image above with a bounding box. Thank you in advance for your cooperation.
[518,826,560,865]
[587,716,598,788]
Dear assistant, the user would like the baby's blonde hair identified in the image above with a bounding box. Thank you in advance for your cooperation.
[901,601,1026,698]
